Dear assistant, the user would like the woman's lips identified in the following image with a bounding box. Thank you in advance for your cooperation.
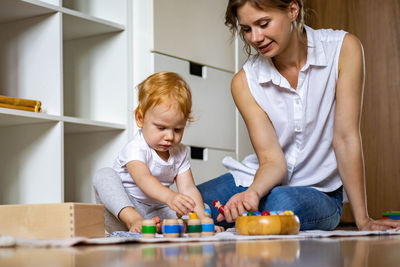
[258,41,273,53]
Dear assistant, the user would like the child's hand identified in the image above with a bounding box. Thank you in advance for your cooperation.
[152,216,162,233]
[214,225,225,233]
[167,192,195,216]
[128,220,142,233]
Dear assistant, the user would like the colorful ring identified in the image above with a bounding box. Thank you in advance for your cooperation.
[187,224,202,233]
[142,225,156,234]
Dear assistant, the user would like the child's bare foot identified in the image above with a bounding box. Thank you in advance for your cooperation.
[152,216,162,233]
[118,206,143,232]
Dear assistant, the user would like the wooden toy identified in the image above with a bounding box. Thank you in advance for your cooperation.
[382,211,400,219]
[204,208,212,217]
[201,217,215,236]
[177,219,185,237]
[236,211,300,235]
[142,219,157,238]
[189,212,198,219]
[162,219,180,237]
[212,200,225,215]
[187,219,202,237]
[0,203,104,239]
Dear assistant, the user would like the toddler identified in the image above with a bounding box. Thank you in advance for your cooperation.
[93,72,218,233]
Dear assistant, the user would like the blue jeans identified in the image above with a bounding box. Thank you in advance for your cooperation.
[197,173,343,230]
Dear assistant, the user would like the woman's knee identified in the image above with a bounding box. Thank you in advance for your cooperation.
[265,186,299,207]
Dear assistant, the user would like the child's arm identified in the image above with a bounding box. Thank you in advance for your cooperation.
[126,160,195,215]
[175,168,207,218]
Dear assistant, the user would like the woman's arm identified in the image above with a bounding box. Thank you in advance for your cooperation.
[126,161,195,215]
[334,33,400,230]
[219,70,287,223]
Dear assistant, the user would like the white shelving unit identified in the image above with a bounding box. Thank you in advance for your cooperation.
[0,0,130,204]
[1,0,253,205]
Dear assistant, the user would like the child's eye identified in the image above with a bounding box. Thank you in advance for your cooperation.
[157,126,165,130]
[174,128,183,133]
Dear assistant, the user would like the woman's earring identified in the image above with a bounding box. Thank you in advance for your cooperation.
[291,21,297,32]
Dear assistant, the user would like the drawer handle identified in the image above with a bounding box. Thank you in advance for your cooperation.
[190,146,207,160]
[189,62,206,78]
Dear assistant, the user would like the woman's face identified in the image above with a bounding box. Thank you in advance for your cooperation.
[237,2,297,58]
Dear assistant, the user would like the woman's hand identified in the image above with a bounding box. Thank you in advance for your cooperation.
[217,189,260,223]
[357,218,400,231]
[358,217,400,231]
[166,191,195,216]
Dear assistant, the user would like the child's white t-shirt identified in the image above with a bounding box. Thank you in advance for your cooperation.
[113,130,191,205]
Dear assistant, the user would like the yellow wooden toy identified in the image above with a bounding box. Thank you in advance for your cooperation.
[235,213,300,235]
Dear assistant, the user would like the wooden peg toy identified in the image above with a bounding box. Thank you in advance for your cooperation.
[177,219,185,237]
[162,219,180,238]
[187,219,202,237]
[189,212,198,219]
[212,200,225,216]
[201,217,215,237]
[142,219,157,238]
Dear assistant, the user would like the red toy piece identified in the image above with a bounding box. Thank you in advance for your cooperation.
[213,200,225,216]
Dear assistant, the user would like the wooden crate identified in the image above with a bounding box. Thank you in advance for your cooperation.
[0,203,105,239]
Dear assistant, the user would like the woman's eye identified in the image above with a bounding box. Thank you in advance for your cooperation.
[260,21,269,28]
[241,27,251,33]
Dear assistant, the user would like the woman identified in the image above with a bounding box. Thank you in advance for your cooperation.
[198,0,400,231]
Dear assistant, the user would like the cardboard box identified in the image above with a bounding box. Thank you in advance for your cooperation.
[0,203,105,239]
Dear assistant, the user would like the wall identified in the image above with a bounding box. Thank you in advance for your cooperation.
[306,0,400,220]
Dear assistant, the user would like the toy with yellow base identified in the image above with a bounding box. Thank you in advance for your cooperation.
[235,212,300,235]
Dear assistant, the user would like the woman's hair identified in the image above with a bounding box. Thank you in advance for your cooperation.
[135,71,193,122]
[225,0,306,57]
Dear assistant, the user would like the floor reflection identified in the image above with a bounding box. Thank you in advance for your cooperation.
[1,235,400,267]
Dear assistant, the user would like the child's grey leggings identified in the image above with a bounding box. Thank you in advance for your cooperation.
[92,167,177,233]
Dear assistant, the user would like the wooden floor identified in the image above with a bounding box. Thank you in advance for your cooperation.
[1,234,400,266]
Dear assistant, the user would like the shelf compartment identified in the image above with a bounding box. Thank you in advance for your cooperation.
[63,31,127,124]
[0,12,62,116]
[0,122,63,204]
[0,0,58,24]
[0,108,60,127]
[63,116,125,134]
[62,0,127,25]
[64,130,128,203]
[62,8,124,41]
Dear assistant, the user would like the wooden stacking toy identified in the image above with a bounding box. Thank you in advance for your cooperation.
[235,210,300,235]
[142,219,157,238]
[162,219,180,237]
[187,218,202,237]
[201,217,215,236]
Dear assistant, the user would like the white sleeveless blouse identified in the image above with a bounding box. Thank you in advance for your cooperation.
[223,26,347,192]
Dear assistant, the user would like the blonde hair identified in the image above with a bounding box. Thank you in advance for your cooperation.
[135,72,193,122]
[225,0,306,57]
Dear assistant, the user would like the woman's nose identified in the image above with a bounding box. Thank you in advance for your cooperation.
[251,28,263,43]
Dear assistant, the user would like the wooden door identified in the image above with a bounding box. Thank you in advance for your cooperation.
[306,0,400,221]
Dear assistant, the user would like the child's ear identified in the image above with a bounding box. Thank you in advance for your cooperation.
[135,110,144,128]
